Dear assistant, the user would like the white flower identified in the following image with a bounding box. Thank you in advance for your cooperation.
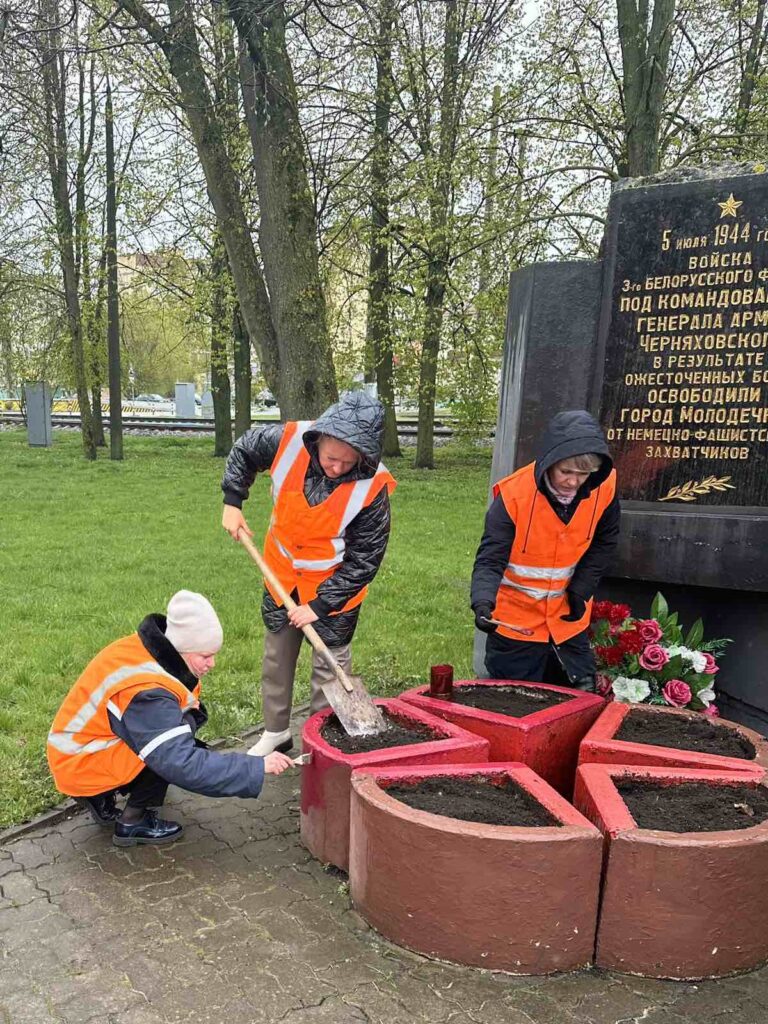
[691,653,707,673]
[665,645,707,674]
[697,686,716,707]
[612,677,651,703]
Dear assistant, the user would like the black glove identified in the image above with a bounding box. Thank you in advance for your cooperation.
[183,704,209,733]
[473,602,497,634]
[560,589,587,622]
[570,674,597,693]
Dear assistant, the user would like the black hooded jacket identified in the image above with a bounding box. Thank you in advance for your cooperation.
[470,410,620,618]
[221,392,392,647]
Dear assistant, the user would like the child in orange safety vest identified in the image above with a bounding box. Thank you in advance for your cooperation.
[471,410,620,691]
[221,392,396,756]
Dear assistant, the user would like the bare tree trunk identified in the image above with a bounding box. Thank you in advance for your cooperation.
[415,0,459,469]
[75,57,105,446]
[117,0,281,403]
[210,236,233,456]
[39,0,96,459]
[213,5,251,438]
[231,0,338,416]
[232,303,252,437]
[0,279,13,391]
[735,0,768,153]
[366,0,400,459]
[479,84,501,296]
[105,77,123,460]
[616,0,676,177]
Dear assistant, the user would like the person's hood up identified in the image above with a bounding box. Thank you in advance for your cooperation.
[534,410,612,494]
[303,391,384,479]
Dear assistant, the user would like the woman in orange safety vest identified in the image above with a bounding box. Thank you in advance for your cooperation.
[471,410,620,691]
[221,392,396,756]
[47,591,293,847]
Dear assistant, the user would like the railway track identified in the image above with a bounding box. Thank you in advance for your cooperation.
[0,411,460,438]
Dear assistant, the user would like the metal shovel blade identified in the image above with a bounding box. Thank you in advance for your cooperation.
[321,675,388,737]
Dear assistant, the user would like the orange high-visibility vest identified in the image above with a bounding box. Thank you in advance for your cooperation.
[47,633,201,797]
[263,420,396,613]
[492,463,616,643]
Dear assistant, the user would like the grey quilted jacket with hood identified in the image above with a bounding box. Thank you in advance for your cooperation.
[221,392,392,647]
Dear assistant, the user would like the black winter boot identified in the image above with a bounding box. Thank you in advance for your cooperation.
[76,792,121,826]
[113,811,184,847]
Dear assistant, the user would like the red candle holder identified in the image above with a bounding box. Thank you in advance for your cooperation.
[429,663,454,700]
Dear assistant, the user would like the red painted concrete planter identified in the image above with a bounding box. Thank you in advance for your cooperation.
[300,699,489,871]
[578,702,768,776]
[400,679,604,795]
[574,763,768,979]
[349,762,602,974]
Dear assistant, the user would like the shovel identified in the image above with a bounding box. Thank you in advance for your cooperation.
[237,530,387,737]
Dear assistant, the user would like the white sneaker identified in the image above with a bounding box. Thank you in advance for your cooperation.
[247,729,293,757]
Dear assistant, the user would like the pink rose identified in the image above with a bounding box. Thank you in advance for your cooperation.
[636,619,663,644]
[639,644,669,672]
[596,673,614,699]
[663,679,692,708]
[702,653,719,675]
[702,703,720,718]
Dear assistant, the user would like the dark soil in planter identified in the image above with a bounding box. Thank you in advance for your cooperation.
[615,709,755,760]
[617,779,768,832]
[384,775,561,827]
[320,709,442,755]
[447,684,574,716]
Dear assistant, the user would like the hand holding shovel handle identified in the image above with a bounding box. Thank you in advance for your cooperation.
[237,530,354,693]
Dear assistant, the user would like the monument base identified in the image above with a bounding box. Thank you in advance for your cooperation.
[600,578,768,734]
[488,165,768,735]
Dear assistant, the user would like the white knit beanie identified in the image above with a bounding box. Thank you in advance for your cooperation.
[165,590,223,654]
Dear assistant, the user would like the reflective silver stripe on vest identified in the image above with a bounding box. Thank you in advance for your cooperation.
[274,534,345,572]
[499,580,568,600]
[271,421,313,501]
[47,734,122,756]
[138,724,192,762]
[47,661,175,755]
[506,561,576,581]
[338,470,382,532]
[106,699,122,720]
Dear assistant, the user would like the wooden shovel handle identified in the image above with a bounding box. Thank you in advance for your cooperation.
[237,530,354,693]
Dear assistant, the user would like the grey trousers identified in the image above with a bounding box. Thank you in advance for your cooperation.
[260,624,352,732]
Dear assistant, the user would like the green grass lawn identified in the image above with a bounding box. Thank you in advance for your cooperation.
[0,428,492,826]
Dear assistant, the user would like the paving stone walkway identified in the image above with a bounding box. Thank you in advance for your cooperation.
[2,712,767,1024]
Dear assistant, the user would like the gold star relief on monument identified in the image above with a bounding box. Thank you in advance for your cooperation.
[717,193,743,218]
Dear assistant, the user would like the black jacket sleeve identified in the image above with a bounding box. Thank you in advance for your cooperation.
[111,690,265,799]
[568,494,621,601]
[470,494,516,610]
[221,424,285,508]
[309,488,391,615]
